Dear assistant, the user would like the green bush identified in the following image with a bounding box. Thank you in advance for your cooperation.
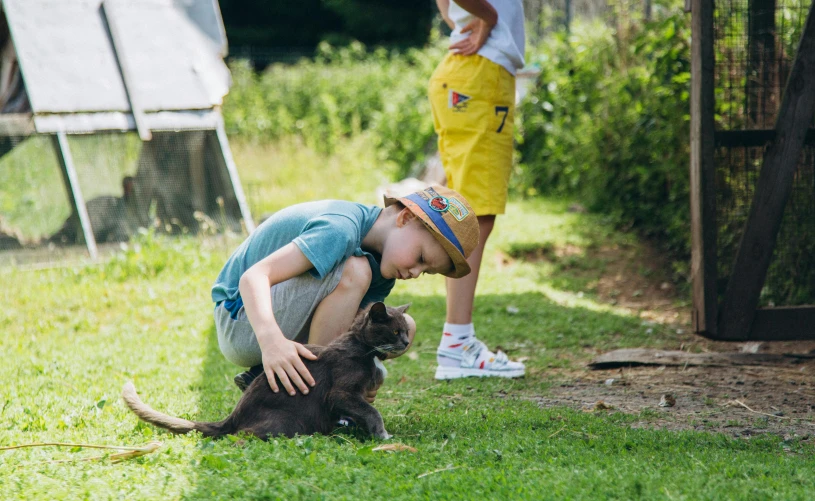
[223,39,444,179]
[516,6,691,262]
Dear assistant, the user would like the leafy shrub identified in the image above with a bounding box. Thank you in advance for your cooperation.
[516,6,692,263]
[223,39,444,179]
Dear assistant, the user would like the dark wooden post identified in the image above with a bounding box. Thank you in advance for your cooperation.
[689,0,718,337]
[718,1,815,340]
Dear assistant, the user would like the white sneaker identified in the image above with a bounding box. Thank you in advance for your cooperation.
[435,338,526,380]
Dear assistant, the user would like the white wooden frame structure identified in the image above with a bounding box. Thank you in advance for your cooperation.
[0,0,254,258]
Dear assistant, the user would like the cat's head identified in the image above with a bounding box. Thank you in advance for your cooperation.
[356,302,411,358]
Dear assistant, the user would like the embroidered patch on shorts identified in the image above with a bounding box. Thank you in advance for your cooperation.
[447,197,470,221]
[448,89,470,111]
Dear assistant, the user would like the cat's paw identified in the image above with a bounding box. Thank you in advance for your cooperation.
[376,430,392,440]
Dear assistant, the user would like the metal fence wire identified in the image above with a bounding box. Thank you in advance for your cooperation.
[713,0,815,306]
[0,130,245,267]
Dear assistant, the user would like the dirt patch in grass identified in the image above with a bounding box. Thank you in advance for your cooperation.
[503,238,689,326]
[511,238,815,438]
[536,361,815,438]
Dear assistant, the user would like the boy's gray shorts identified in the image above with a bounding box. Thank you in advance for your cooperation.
[214,262,345,368]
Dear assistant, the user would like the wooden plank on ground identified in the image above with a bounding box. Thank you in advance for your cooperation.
[589,348,814,369]
[689,0,718,336]
[717,1,815,340]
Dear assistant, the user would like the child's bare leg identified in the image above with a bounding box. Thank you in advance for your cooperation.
[437,215,525,379]
[308,256,371,346]
[445,215,495,323]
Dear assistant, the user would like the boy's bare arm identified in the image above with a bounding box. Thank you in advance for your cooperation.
[435,0,455,29]
[447,0,498,56]
[239,242,318,396]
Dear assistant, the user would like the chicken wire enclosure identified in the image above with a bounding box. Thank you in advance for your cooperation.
[715,144,815,307]
[0,129,250,265]
[714,0,815,305]
[690,0,815,340]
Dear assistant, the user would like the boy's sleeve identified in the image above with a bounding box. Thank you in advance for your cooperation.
[293,215,358,279]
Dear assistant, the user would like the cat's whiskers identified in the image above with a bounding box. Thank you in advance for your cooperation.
[366,344,398,357]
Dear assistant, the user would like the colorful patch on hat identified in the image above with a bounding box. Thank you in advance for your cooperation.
[428,196,450,213]
[447,197,470,221]
[448,89,470,111]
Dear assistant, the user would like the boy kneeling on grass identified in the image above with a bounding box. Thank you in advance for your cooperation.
[211,185,479,402]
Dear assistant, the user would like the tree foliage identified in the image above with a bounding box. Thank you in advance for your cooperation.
[219,0,434,49]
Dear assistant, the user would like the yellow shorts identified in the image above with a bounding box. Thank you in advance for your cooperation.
[429,54,515,216]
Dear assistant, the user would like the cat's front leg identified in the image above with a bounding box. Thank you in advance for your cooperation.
[330,392,390,439]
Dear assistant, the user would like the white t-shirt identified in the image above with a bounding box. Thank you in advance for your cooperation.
[448,0,525,75]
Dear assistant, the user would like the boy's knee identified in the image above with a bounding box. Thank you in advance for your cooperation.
[336,256,372,294]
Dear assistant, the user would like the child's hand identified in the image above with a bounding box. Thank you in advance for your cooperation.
[365,384,380,404]
[449,16,496,56]
[259,337,317,396]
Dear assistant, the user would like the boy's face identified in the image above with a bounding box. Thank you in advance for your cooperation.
[380,209,453,280]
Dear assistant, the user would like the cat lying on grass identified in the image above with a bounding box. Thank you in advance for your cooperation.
[123,302,410,440]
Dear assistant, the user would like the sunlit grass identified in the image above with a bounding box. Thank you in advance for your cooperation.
[1,139,813,500]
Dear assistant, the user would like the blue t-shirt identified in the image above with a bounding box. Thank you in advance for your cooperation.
[211,200,395,315]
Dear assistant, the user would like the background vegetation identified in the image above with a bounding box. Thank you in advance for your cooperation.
[516,4,691,268]
[223,39,444,181]
[219,0,434,52]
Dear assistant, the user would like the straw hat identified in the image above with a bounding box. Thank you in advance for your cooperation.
[383,185,479,278]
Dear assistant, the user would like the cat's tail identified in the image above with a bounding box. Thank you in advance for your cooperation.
[122,382,224,436]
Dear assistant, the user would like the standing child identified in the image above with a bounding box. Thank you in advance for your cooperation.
[430,0,527,379]
[212,185,479,400]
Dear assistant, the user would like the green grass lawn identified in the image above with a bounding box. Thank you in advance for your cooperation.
[2,140,814,500]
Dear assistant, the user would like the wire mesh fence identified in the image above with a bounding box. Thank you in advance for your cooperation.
[713,0,815,306]
[0,130,246,267]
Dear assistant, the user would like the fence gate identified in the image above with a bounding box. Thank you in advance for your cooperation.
[690,0,815,340]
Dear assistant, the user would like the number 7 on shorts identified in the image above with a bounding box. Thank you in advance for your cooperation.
[495,106,509,133]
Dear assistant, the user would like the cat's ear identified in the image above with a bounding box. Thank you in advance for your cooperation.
[395,303,411,314]
[369,302,389,323]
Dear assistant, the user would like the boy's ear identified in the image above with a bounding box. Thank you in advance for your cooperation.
[395,303,411,314]
[395,207,417,228]
[369,302,389,323]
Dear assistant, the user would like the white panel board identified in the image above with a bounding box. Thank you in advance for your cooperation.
[102,0,230,112]
[2,0,130,114]
[175,0,228,57]
[33,109,220,134]
[2,0,230,116]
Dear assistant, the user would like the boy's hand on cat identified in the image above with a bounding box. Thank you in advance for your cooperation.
[365,387,378,404]
[260,337,317,396]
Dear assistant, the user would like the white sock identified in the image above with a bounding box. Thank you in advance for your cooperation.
[438,323,475,366]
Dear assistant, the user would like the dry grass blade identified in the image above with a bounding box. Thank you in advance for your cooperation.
[417,465,464,478]
[1,441,163,465]
[372,443,418,453]
[547,425,567,439]
[108,442,162,463]
[726,400,815,427]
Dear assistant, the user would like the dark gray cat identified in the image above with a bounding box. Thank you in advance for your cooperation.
[122,302,410,440]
